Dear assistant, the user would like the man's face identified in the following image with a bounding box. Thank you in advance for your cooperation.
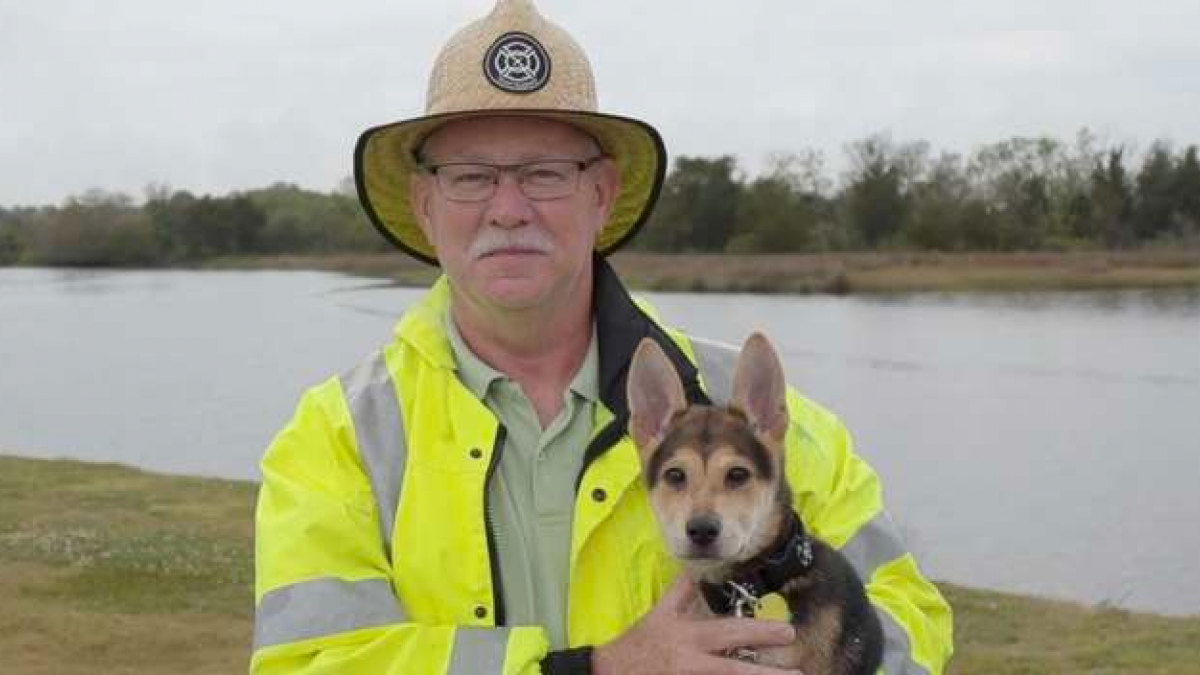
[410,116,619,314]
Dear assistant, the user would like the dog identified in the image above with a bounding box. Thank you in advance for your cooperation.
[626,333,883,674]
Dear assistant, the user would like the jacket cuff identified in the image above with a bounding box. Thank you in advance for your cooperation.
[540,646,594,675]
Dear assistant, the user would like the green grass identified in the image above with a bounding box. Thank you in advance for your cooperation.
[1,454,1198,673]
[943,584,1200,674]
[0,456,254,674]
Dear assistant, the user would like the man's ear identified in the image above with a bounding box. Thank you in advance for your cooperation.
[627,338,686,460]
[730,332,788,443]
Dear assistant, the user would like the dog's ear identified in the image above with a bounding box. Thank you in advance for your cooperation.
[627,338,687,459]
[731,332,788,443]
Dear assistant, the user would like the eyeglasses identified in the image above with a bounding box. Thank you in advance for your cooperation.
[419,156,604,203]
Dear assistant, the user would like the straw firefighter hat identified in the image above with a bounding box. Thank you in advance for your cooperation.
[354,0,667,265]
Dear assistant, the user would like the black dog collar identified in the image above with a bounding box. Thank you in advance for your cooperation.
[699,511,815,616]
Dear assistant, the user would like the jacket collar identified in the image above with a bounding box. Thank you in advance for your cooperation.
[592,255,709,414]
[394,276,457,370]
[394,257,707,478]
[397,256,709,408]
[577,256,710,485]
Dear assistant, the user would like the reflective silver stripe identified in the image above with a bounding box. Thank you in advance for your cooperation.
[254,577,404,650]
[840,511,909,581]
[447,627,511,674]
[340,350,406,559]
[689,336,738,404]
[879,606,930,675]
[846,515,927,673]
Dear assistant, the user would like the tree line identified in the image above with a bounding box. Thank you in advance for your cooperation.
[0,182,388,266]
[636,130,1200,253]
[2,130,1199,267]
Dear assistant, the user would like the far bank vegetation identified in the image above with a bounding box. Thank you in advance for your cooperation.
[2,130,1200,269]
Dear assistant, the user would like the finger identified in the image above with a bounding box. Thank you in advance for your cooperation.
[691,653,804,675]
[659,573,699,614]
[693,617,795,651]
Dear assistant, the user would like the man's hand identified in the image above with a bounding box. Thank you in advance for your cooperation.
[590,575,803,675]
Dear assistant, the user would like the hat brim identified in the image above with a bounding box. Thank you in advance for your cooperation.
[354,109,666,266]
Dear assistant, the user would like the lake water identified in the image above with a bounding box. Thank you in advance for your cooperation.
[1,267,1198,616]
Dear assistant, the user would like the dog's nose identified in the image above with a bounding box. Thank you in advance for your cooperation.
[686,515,721,546]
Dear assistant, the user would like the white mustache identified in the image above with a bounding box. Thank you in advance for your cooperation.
[468,227,555,260]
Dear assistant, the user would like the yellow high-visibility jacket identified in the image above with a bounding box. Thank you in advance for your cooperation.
[253,261,953,674]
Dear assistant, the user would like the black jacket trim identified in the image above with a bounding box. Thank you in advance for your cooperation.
[540,646,594,675]
[576,256,711,489]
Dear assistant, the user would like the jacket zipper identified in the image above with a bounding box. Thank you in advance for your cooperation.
[483,424,508,626]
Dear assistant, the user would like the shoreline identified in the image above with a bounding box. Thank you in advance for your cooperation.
[2,454,1198,673]
[199,249,1200,295]
[6,249,1200,294]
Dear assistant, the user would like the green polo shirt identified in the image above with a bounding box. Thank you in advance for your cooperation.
[446,316,598,650]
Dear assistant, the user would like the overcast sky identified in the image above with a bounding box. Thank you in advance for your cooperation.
[2,0,1199,206]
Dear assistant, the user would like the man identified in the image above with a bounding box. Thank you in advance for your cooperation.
[252,1,953,673]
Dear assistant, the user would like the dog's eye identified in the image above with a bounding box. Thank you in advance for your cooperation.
[663,467,686,487]
[726,467,751,487]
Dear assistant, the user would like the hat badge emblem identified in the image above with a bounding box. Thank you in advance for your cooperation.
[484,32,551,93]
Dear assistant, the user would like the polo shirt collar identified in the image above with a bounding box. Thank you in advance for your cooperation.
[445,313,600,404]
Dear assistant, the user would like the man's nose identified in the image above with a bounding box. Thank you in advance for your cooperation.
[485,171,534,229]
